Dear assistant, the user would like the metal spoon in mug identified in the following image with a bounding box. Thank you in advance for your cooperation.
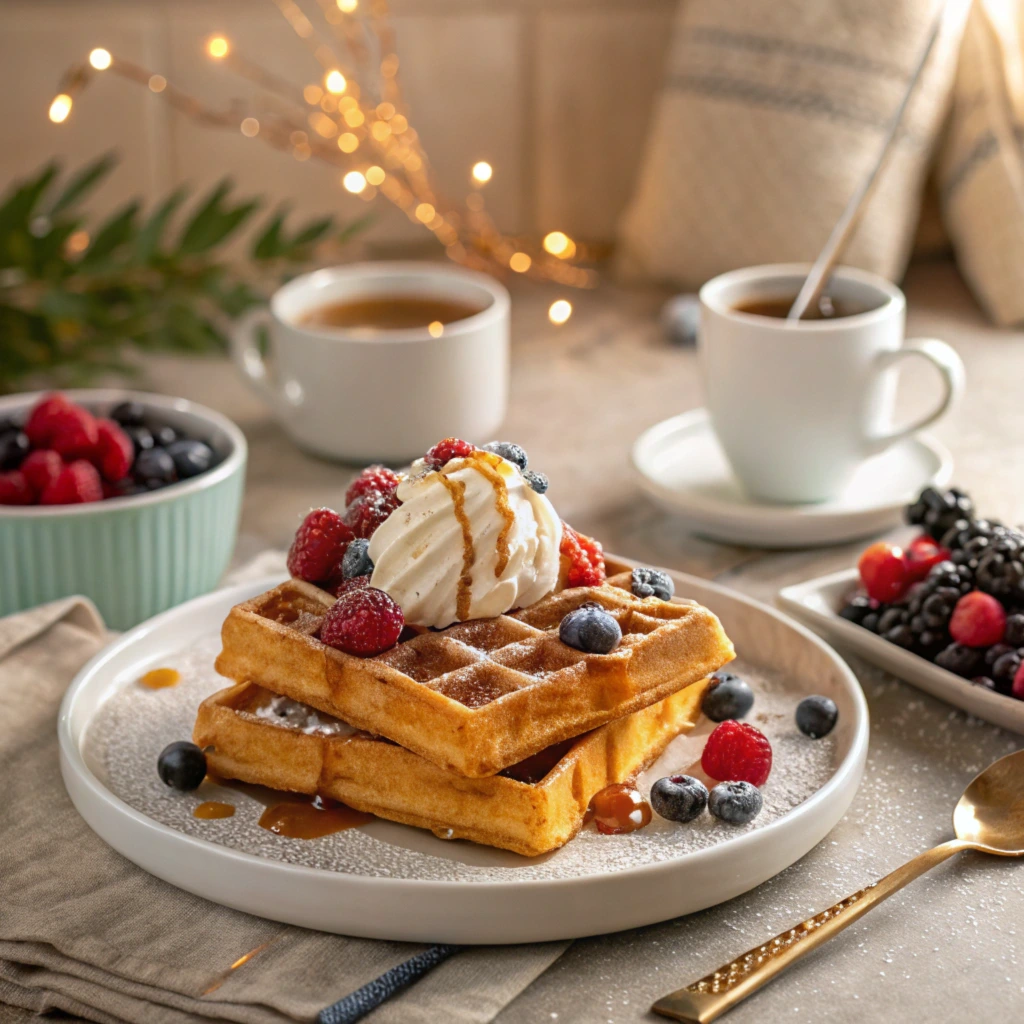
[652,748,1024,1023]
[786,0,950,321]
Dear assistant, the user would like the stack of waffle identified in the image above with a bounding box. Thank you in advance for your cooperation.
[195,569,734,856]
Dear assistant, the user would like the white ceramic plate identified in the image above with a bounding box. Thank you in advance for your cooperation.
[60,567,868,944]
[779,568,1024,736]
[631,409,952,548]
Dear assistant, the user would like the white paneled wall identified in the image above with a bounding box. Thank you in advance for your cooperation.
[0,0,677,246]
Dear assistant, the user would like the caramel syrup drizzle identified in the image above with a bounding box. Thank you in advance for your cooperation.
[465,450,516,578]
[437,473,475,621]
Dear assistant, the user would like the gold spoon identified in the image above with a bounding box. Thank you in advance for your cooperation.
[652,749,1024,1023]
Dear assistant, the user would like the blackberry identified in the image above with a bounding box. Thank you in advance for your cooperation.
[924,560,974,595]
[940,518,1006,568]
[838,594,874,625]
[935,642,984,679]
[975,534,1024,604]
[905,486,974,541]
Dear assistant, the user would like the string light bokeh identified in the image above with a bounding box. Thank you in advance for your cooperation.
[46,0,591,320]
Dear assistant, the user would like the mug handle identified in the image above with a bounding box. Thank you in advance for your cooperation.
[230,308,303,411]
[864,337,965,454]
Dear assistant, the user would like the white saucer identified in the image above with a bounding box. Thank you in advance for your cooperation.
[632,409,953,549]
[59,564,867,944]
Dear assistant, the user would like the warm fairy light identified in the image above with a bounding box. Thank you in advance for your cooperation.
[303,83,323,105]
[49,94,72,123]
[310,112,338,138]
[293,144,311,161]
[321,94,338,113]
[549,299,573,325]
[337,132,359,153]
[427,321,444,337]
[66,229,90,254]
[471,161,493,184]
[509,252,532,273]
[207,35,230,59]
[542,231,575,258]
[366,165,385,185]
[343,107,364,127]
[89,48,112,70]
[390,114,408,134]
[148,74,166,92]
[370,120,391,141]
[324,70,346,94]
[337,0,358,10]
[376,102,395,120]
[240,117,259,137]
[415,202,435,223]
[343,170,367,193]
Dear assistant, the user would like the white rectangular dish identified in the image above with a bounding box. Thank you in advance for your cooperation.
[779,569,1024,737]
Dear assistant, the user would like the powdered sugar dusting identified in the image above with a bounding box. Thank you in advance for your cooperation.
[86,635,839,882]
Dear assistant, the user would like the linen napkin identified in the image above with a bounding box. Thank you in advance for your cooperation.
[0,596,567,1024]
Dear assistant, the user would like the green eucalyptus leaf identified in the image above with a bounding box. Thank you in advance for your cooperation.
[80,201,141,266]
[135,187,188,263]
[49,152,117,217]
[252,206,289,261]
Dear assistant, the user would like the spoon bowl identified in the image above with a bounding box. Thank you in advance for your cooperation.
[953,749,1024,856]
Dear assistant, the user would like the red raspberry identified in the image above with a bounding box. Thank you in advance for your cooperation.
[560,522,607,588]
[327,574,372,598]
[949,591,1006,648]
[0,470,33,505]
[320,586,404,656]
[40,460,103,505]
[41,402,100,460]
[24,392,73,447]
[20,450,63,494]
[701,720,773,787]
[93,418,134,482]
[344,490,400,539]
[1012,661,1024,701]
[286,508,354,582]
[905,535,951,583]
[345,464,400,507]
[425,437,475,469]
[857,542,910,603]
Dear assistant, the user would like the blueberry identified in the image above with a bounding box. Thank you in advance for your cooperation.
[1006,614,1024,647]
[0,429,29,470]
[559,604,622,654]
[342,538,374,579]
[838,594,873,625]
[133,446,178,489]
[109,400,146,427]
[523,469,548,494]
[166,438,214,479]
[708,781,762,824]
[123,424,155,456]
[630,567,675,601]
[152,424,179,447]
[861,612,881,633]
[157,741,207,791]
[795,695,838,738]
[935,642,984,679]
[661,293,700,346]
[701,671,754,722]
[651,774,708,823]
[483,441,528,470]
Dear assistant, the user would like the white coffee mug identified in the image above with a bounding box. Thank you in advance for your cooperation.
[231,262,510,462]
[699,264,965,504]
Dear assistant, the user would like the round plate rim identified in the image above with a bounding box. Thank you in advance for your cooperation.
[58,560,869,940]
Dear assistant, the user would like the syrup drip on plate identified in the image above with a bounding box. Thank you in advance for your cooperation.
[193,801,235,819]
[584,783,653,835]
[259,794,373,839]
[138,667,180,689]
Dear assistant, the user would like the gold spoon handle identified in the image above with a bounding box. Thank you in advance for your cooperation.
[651,838,969,1023]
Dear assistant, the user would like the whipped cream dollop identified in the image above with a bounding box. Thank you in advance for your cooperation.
[368,451,562,628]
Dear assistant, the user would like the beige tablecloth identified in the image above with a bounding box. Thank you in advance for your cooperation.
[0,598,567,1024]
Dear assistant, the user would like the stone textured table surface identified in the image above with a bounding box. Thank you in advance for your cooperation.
[13,261,1024,1023]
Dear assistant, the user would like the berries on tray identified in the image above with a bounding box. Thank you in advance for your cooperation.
[157,740,207,791]
[650,774,708,823]
[708,781,763,825]
[858,541,910,603]
[345,464,400,506]
[425,437,476,469]
[559,603,622,654]
[342,537,374,579]
[701,671,754,722]
[905,535,950,582]
[630,567,675,601]
[701,720,772,787]
[905,486,974,540]
[795,695,838,738]
[320,586,404,656]
[949,591,1006,648]
[935,642,984,678]
[483,440,528,470]
[560,522,606,588]
[0,392,221,506]
[287,507,353,582]
[974,535,1024,604]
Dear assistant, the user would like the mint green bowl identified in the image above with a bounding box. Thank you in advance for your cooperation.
[0,389,247,629]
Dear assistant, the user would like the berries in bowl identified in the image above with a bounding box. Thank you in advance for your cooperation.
[0,389,246,628]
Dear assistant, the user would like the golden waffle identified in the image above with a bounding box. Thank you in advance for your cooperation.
[194,678,711,857]
[214,571,733,778]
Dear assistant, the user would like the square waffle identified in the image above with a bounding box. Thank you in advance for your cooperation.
[214,570,734,778]
[194,677,711,857]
